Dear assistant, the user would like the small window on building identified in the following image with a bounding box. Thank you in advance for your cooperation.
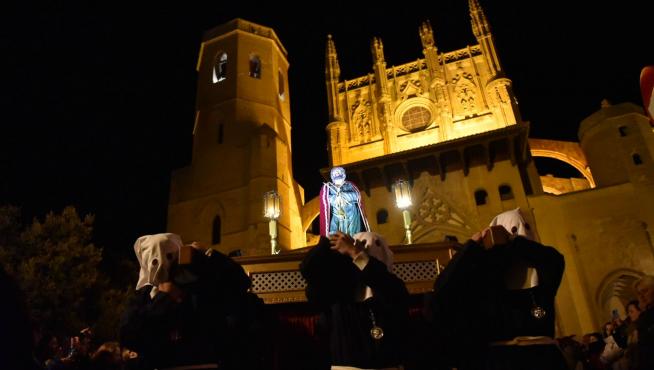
[212,215,221,244]
[499,184,514,200]
[278,70,285,100]
[213,52,227,83]
[633,153,643,165]
[619,126,628,137]
[249,54,261,79]
[376,209,389,224]
[228,249,242,257]
[218,123,224,144]
[474,189,488,206]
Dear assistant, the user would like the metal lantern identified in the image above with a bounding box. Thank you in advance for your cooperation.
[393,179,413,209]
[393,179,413,244]
[263,190,281,254]
[263,190,281,220]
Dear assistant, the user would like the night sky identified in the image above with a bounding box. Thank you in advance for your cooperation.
[1,1,651,253]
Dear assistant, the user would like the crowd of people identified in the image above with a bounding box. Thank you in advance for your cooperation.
[2,208,654,370]
[555,280,654,370]
[31,328,137,370]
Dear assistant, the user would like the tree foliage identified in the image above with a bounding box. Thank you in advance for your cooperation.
[0,206,133,340]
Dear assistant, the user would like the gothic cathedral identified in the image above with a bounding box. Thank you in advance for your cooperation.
[169,1,654,339]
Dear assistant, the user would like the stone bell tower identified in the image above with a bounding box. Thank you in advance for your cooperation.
[168,19,305,255]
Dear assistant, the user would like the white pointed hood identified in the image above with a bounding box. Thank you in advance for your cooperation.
[489,208,536,241]
[489,208,539,290]
[134,233,183,298]
[353,231,393,271]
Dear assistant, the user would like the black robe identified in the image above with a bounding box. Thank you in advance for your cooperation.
[300,237,409,369]
[120,249,262,370]
[635,306,654,370]
[427,236,566,370]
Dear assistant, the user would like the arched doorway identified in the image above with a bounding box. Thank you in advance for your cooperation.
[595,269,643,322]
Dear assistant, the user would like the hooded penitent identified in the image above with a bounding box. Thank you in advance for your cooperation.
[134,233,183,298]
[489,208,536,241]
[489,208,539,290]
[353,232,394,301]
[353,231,393,271]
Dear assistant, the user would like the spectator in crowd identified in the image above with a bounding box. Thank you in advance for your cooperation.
[557,335,585,370]
[634,275,654,370]
[35,333,66,370]
[0,264,38,370]
[300,231,409,370]
[600,321,623,369]
[613,300,641,370]
[90,342,122,370]
[582,332,606,370]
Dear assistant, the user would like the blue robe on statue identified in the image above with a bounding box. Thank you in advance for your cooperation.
[319,181,370,237]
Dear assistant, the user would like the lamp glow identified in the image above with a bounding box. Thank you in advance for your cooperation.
[263,190,281,254]
[393,179,413,209]
[393,180,413,244]
[263,190,281,220]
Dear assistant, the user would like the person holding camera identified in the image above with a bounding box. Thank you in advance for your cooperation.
[300,231,409,370]
[119,233,259,370]
[634,275,654,370]
[427,208,566,370]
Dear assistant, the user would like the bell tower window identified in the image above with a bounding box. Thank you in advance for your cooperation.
[278,70,285,100]
[213,52,227,83]
[499,184,514,200]
[376,209,389,224]
[212,215,221,245]
[619,126,628,137]
[218,123,224,144]
[249,54,261,79]
[474,189,488,206]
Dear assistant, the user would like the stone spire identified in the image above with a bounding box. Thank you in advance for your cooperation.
[370,37,394,154]
[325,34,342,122]
[469,0,491,38]
[419,20,443,82]
[371,37,390,98]
[469,0,502,77]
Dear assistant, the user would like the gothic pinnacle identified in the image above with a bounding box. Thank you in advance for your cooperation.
[371,37,385,64]
[419,20,435,48]
[468,0,481,13]
[325,34,340,78]
[326,34,337,57]
[469,0,490,38]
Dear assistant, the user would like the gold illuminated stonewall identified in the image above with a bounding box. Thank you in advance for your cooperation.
[169,3,654,338]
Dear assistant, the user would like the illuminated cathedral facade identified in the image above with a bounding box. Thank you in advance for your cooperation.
[168,0,654,338]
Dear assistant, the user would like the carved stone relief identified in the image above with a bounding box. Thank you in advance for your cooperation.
[351,98,373,143]
[451,67,479,117]
[456,83,477,113]
[410,179,480,243]
[399,79,424,100]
